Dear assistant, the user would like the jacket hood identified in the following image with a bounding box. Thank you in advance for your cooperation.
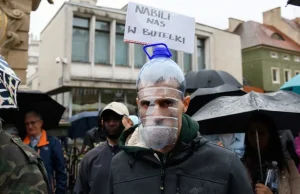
[118,114,207,155]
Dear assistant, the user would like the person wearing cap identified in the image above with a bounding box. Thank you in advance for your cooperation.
[106,45,253,194]
[123,115,139,130]
[129,115,139,126]
[74,102,129,194]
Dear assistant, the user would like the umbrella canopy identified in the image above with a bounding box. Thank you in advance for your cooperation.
[185,70,242,93]
[0,57,21,109]
[186,84,246,116]
[192,91,300,134]
[69,111,99,138]
[0,90,66,130]
[280,74,300,94]
[287,0,300,6]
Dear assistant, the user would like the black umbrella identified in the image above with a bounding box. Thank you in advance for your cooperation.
[185,70,242,93]
[186,84,246,116]
[287,0,300,6]
[0,90,66,131]
[192,91,300,135]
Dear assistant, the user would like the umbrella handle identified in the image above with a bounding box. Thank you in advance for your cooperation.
[256,129,263,182]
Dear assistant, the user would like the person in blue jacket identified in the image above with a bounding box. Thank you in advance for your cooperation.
[23,110,67,194]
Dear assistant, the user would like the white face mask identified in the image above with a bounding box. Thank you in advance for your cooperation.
[138,87,183,149]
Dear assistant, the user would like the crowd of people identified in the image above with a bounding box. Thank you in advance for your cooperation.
[1,47,300,194]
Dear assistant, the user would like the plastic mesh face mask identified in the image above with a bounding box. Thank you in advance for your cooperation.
[138,87,183,149]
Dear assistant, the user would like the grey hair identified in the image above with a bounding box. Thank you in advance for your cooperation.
[25,111,43,121]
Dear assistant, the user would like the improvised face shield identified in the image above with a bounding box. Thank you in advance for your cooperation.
[136,44,186,150]
[138,87,183,149]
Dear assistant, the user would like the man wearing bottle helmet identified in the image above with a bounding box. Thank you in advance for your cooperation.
[106,45,253,194]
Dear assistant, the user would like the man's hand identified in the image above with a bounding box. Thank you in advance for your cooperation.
[217,141,224,147]
[255,183,273,194]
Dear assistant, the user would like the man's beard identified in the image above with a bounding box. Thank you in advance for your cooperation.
[103,125,124,140]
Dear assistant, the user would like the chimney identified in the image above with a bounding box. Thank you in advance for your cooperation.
[263,7,281,26]
[228,18,244,32]
[70,0,97,5]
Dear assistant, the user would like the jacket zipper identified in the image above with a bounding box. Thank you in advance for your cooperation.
[159,153,173,194]
[160,155,166,194]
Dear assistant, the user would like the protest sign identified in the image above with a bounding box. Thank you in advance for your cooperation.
[124,2,195,54]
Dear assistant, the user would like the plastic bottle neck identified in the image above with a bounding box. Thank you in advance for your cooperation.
[152,54,170,59]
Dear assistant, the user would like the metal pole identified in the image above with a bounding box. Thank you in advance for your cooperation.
[69,89,73,119]
[256,129,263,182]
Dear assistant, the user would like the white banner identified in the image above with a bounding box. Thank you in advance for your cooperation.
[124,2,195,54]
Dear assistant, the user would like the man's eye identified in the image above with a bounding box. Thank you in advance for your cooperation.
[140,101,150,107]
[161,99,174,107]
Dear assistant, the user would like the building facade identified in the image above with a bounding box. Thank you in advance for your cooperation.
[0,0,53,86]
[34,0,243,118]
[242,46,300,92]
[229,8,300,92]
[27,34,40,90]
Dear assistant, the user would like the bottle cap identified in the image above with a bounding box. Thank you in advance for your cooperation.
[143,43,172,60]
[152,46,171,59]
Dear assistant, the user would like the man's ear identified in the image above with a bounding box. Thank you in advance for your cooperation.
[183,96,190,113]
[136,97,139,106]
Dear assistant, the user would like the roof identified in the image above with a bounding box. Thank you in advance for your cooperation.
[234,21,300,52]
[243,85,264,93]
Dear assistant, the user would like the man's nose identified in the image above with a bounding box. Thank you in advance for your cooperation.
[146,104,163,116]
[108,120,117,125]
[154,118,164,125]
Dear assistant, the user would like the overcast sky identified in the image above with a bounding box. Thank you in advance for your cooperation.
[29,0,300,38]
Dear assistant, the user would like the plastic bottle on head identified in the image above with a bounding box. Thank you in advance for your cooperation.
[136,43,186,150]
[137,43,185,91]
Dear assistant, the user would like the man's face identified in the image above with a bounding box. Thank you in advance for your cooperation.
[137,86,190,147]
[25,113,43,137]
[102,110,124,139]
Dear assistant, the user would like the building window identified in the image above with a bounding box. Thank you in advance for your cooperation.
[170,49,177,63]
[115,24,128,66]
[284,69,291,82]
[295,71,300,76]
[72,88,99,115]
[126,90,138,115]
[295,56,300,62]
[62,92,70,120]
[183,53,192,73]
[271,33,284,41]
[283,54,290,61]
[95,21,110,64]
[270,52,278,59]
[271,67,280,84]
[57,93,63,105]
[197,39,205,70]
[51,95,57,101]
[101,89,125,108]
[72,17,90,62]
[134,44,146,68]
